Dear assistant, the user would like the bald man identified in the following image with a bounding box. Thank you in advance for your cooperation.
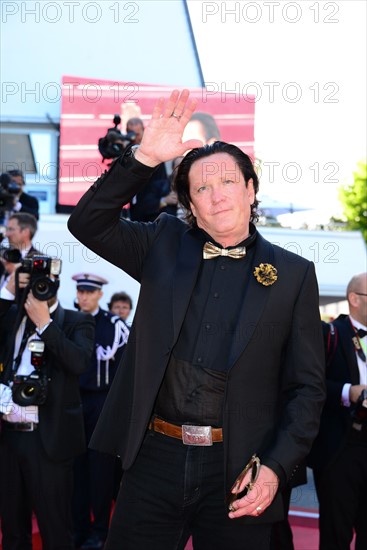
[309,272,367,550]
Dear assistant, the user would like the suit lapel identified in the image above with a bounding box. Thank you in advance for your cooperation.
[172,229,203,343]
[337,317,360,384]
[228,233,275,368]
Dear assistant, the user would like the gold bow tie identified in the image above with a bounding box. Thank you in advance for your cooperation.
[203,241,247,259]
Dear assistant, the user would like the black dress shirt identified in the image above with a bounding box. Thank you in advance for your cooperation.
[154,224,257,426]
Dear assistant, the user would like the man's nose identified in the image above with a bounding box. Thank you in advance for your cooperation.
[211,187,225,203]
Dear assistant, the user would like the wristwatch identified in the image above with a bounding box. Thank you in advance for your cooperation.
[127,144,139,158]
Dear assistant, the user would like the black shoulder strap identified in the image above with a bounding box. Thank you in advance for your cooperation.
[52,304,65,328]
[326,322,338,368]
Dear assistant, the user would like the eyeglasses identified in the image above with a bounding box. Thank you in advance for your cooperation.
[227,454,260,512]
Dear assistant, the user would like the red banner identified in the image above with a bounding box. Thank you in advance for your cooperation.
[58,76,255,208]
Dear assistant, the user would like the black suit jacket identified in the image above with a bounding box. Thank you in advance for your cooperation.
[308,314,361,471]
[0,300,95,461]
[18,191,39,219]
[68,155,325,522]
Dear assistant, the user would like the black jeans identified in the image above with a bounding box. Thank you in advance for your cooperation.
[105,430,272,550]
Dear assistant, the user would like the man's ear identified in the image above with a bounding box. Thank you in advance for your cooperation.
[190,202,197,219]
[247,178,255,205]
[22,228,31,241]
[348,292,359,309]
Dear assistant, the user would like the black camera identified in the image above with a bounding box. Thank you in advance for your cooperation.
[0,172,21,211]
[12,372,48,406]
[351,389,367,430]
[98,114,136,161]
[11,340,48,406]
[17,255,62,301]
[0,245,22,263]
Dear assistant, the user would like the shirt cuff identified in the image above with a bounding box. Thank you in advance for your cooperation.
[36,319,53,335]
[341,383,351,407]
[0,287,15,300]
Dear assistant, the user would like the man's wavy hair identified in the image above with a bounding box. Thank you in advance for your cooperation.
[173,141,259,226]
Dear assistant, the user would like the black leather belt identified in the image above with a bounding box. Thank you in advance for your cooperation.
[1,421,38,432]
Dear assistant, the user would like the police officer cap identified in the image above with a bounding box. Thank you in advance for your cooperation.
[72,273,108,291]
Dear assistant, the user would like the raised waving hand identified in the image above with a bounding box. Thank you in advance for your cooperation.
[135,89,203,167]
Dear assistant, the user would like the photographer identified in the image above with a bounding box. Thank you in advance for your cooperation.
[308,272,367,550]
[0,212,41,292]
[0,171,39,222]
[0,258,95,550]
[8,169,39,220]
[4,212,40,258]
[98,115,137,164]
[98,117,176,222]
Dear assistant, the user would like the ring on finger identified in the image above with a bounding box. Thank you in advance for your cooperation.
[171,112,181,120]
[256,506,262,515]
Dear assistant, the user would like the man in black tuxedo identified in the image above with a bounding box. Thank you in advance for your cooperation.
[0,263,95,550]
[308,272,367,550]
[8,169,39,220]
[68,89,325,550]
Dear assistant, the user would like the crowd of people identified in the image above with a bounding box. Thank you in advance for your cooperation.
[0,91,366,550]
[0,209,133,549]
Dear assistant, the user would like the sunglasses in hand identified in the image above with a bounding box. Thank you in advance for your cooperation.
[227,454,260,512]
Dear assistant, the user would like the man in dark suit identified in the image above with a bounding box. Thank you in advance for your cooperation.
[68,89,325,550]
[0,262,95,550]
[1,213,41,290]
[5,212,40,258]
[308,272,367,550]
[8,169,39,220]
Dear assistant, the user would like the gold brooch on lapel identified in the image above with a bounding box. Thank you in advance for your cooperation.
[253,263,278,286]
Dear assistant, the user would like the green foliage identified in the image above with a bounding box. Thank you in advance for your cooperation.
[338,160,367,242]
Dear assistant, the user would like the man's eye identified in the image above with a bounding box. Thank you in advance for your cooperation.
[223,179,234,185]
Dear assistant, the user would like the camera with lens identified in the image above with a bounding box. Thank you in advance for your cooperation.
[11,340,48,406]
[17,255,62,302]
[351,389,367,431]
[0,245,22,263]
[0,172,21,212]
[98,114,136,161]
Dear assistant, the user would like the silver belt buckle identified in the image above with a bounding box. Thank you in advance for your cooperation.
[182,425,213,446]
[19,422,36,432]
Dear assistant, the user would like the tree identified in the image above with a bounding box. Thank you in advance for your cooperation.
[338,160,367,242]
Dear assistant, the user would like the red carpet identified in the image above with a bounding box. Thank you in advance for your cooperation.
[1,514,321,550]
[1,528,320,550]
[1,511,356,549]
